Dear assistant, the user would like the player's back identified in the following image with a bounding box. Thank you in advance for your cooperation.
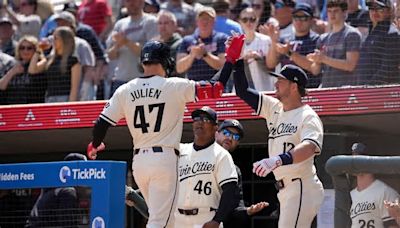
[100,76,196,150]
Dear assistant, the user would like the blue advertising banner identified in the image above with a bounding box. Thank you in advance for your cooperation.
[0,161,127,228]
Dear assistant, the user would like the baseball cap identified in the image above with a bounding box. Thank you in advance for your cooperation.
[197,6,216,19]
[351,143,367,155]
[275,0,296,8]
[218,119,244,138]
[366,0,392,8]
[63,2,79,13]
[293,3,314,17]
[64,153,87,161]
[54,11,76,25]
[270,64,308,88]
[191,106,218,124]
[0,17,12,26]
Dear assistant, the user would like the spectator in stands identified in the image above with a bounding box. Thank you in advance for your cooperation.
[155,10,183,77]
[350,143,400,228]
[215,119,269,228]
[2,0,41,39]
[307,0,361,88]
[228,0,249,21]
[346,0,370,38]
[354,0,400,85]
[0,51,16,104]
[144,0,161,14]
[248,0,271,26]
[267,3,322,88]
[239,7,274,91]
[54,10,106,101]
[107,0,158,96]
[0,17,17,56]
[0,35,46,104]
[272,0,296,42]
[78,0,113,43]
[212,0,243,36]
[160,0,196,35]
[176,7,227,81]
[40,26,81,103]
[25,153,87,228]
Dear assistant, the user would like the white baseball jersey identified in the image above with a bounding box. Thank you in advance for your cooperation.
[100,76,196,150]
[177,142,238,210]
[257,94,324,180]
[350,179,399,228]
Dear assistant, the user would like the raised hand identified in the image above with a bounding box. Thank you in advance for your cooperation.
[252,156,282,177]
[225,33,245,64]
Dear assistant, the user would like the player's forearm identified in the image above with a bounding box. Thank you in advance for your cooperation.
[92,118,111,147]
[210,62,234,87]
[291,141,318,163]
[233,60,259,110]
[213,182,240,223]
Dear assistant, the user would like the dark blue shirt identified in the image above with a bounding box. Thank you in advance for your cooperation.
[178,30,227,81]
[355,20,400,85]
[280,32,321,88]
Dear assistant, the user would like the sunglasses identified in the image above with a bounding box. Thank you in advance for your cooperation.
[193,116,214,123]
[369,7,385,12]
[251,3,262,9]
[240,17,257,23]
[221,129,241,141]
[19,45,35,51]
[293,15,311,21]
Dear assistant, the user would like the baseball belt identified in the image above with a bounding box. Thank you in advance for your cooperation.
[275,177,301,190]
[178,207,218,216]
[134,147,179,156]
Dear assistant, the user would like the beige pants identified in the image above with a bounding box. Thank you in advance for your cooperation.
[278,175,324,228]
[132,147,178,228]
[174,209,223,228]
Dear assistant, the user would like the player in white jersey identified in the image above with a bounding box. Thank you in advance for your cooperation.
[86,41,231,228]
[175,106,239,228]
[223,35,324,227]
[350,143,399,228]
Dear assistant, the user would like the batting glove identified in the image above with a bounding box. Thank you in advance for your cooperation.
[225,34,245,64]
[253,156,282,177]
[87,142,105,160]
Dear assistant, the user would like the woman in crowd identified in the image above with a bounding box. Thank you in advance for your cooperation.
[0,35,46,104]
[238,7,275,91]
[31,26,81,102]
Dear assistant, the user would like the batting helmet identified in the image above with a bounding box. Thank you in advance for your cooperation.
[140,40,175,76]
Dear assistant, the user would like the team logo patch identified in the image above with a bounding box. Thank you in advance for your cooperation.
[59,166,71,183]
[92,216,105,228]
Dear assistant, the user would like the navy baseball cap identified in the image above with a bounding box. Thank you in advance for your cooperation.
[270,64,308,88]
[218,119,244,138]
[191,106,218,124]
[293,3,314,17]
[64,153,87,161]
[351,143,367,155]
[366,0,391,8]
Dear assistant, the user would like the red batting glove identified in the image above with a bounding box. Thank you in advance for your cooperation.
[225,34,245,64]
[87,142,105,160]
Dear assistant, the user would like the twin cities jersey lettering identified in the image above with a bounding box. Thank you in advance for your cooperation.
[177,142,238,210]
[257,94,324,180]
[100,76,196,149]
[350,180,399,228]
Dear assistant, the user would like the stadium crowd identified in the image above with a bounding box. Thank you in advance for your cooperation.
[0,0,400,105]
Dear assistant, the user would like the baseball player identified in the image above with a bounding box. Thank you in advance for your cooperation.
[176,106,239,228]
[215,119,269,228]
[350,143,399,228]
[86,41,233,228]
[224,34,325,227]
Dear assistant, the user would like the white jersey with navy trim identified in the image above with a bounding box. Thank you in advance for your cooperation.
[350,179,400,228]
[100,76,196,150]
[177,142,238,210]
[257,94,324,180]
